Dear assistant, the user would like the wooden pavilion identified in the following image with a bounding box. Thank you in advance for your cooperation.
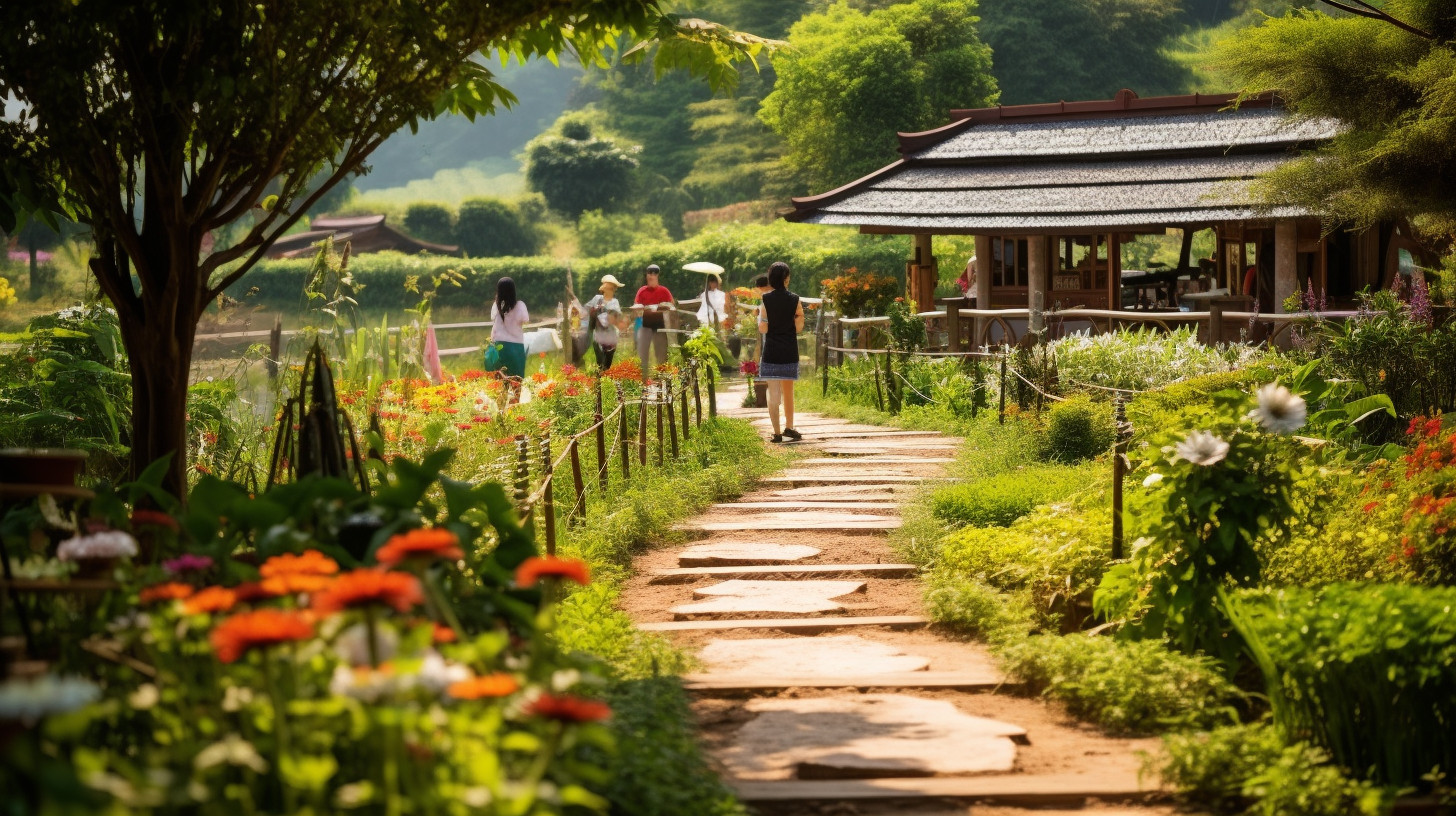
[264,214,461,259]
[785,90,1423,318]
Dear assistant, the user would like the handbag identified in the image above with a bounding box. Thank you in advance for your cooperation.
[483,341,503,371]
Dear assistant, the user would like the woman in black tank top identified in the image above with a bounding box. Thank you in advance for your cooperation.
[756,262,805,442]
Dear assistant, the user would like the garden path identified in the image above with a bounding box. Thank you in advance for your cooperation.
[620,386,1179,815]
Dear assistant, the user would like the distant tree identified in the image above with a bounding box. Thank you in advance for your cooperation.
[1219,1,1456,234]
[404,202,457,245]
[525,118,642,217]
[0,0,770,495]
[577,209,669,257]
[455,198,539,257]
[684,95,791,207]
[11,217,63,299]
[759,0,998,190]
[979,0,1191,106]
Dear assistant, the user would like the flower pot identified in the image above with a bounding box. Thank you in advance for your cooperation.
[72,557,118,580]
[753,382,768,408]
[0,449,87,486]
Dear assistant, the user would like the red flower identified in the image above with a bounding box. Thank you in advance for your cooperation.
[375,528,464,568]
[432,623,457,644]
[140,582,195,605]
[447,673,519,700]
[131,509,180,532]
[528,693,611,723]
[211,609,314,663]
[514,556,590,588]
[311,569,423,615]
[183,586,238,615]
[260,550,339,595]
[1362,501,1380,514]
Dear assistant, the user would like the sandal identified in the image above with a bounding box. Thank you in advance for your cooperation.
[783,428,803,442]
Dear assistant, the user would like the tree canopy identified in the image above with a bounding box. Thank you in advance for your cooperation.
[759,0,999,191]
[1218,1,1456,235]
[525,116,643,217]
[0,0,771,494]
[979,0,1191,105]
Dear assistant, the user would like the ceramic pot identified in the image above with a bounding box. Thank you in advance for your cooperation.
[0,449,88,486]
[753,381,769,408]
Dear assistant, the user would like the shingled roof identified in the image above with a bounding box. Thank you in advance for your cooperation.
[785,90,1340,233]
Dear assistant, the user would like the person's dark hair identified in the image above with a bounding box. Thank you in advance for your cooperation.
[495,277,518,318]
[645,264,660,283]
[768,262,790,290]
[753,274,769,289]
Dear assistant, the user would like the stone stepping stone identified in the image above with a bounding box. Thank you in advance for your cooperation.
[678,541,821,567]
[684,671,1006,693]
[711,501,900,511]
[730,774,1158,805]
[638,615,929,633]
[796,456,954,465]
[678,511,901,533]
[652,563,915,584]
[670,579,867,617]
[765,475,948,486]
[698,635,930,677]
[768,484,911,499]
[721,694,1026,780]
[803,430,947,439]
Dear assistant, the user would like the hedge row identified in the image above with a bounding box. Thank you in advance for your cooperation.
[228,223,914,312]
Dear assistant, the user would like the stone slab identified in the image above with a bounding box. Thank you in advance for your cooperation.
[678,541,822,567]
[801,430,949,439]
[698,635,930,677]
[766,484,911,500]
[711,501,901,511]
[637,615,929,633]
[684,670,1005,693]
[765,475,949,486]
[730,774,1160,805]
[797,457,955,465]
[670,579,867,617]
[652,563,915,584]
[721,694,1025,780]
[679,512,902,532]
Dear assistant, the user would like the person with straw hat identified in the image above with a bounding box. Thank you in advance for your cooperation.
[584,274,625,370]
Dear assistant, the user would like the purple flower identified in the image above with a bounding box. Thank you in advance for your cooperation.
[162,554,214,575]
[1410,272,1433,327]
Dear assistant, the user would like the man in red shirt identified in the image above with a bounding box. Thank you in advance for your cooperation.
[634,264,675,376]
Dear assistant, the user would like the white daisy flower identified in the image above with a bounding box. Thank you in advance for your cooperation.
[56,530,138,561]
[1174,431,1230,467]
[1248,383,1307,434]
[1142,473,1164,488]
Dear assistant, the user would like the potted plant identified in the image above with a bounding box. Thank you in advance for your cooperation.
[740,360,766,408]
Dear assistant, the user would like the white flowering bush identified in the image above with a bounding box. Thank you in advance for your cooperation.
[1053,328,1271,393]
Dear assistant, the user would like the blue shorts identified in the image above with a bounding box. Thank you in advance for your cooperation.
[758,361,799,381]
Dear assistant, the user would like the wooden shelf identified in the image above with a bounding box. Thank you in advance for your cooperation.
[0,483,95,501]
[0,578,120,593]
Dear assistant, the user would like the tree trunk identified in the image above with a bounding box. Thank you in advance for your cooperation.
[120,305,198,499]
[27,239,42,300]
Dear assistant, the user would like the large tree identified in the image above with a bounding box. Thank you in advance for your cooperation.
[1218,1,1456,236]
[979,0,1192,105]
[759,0,999,190]
[0,0,768,496]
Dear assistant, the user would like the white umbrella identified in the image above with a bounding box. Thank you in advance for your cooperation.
[682,261,725,275]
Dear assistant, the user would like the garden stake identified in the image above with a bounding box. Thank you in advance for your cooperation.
[821,354,829,397]
[692,362,703,426]
[998,354,1007,425]
[1111,395,1132,560]
[540,435,556,556]
[668,382,680,459]
[618,387,631,481]
[707,364,717,418]
[656,388,665,467]
[568,436,585,525]
[873,354,885,412]
[593,384,607,489]
[514,435,532,534]
[638,392,649,467]
[680,373,691,441]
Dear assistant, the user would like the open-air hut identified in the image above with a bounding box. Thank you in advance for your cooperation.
[786,90,1425,344]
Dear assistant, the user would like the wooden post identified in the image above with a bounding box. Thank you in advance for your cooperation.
[594,384,607,490]
[666,382,679,459]
[692,362,703,427]
[267,316,282,381]
[873,352,885,412]
[998,354,1007,425]
[655,388,665,467]
[514,435,532,535]
[557,305,570,371]
[539,435,556,556]
[884,350,898,415]
[707,365,717,419]
[835,316,847,367]
[945,297,963,354]
[568,437,586,525]
[1208,300,1224,345]
[638,392,649,467]
[1274,219,1298,313]
[680,373,691,442]
[618,387,631,481]
[1111,396,1132,560]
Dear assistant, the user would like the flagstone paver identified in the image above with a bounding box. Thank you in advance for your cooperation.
[678,510,902,532]
[669,579,867,617]
[677,541,822,567]
[699,635,931,677]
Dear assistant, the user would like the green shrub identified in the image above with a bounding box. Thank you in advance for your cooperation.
[998,634,1240,734]
[929,462,1096,528]
[455,197,540,257]
[924,576,1035,642]
[577,209,669,258]
[1227,583,1456,787]
[1159,722,1393,816]
[1039,395,1115,462]
[402,201,455,244]
[1052,327,1273,393]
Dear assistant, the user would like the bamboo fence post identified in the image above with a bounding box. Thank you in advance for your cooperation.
[679,373,691,442]
[873,353,885,412]
[618,387,631,481]
[539,435,556,555]
[668,381,680,458]
[638,391,649,468]
[1111,396,1132,560]
[656,386,665,467]
[568,436,586,525]
[706,364,717,418]
[593,383,607,490]
[514,435,532,536]
[998,354,1007,425]
[692,361,703,427]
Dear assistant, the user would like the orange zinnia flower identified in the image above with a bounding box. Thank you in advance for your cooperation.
[447,673,520,700]
[139,582,195,604]
[527,693,611,723]
[210,609,314,663]
[259,550,339,595]
[432,623,458,644]
[514,556,590,588]
[376,528,465,568]
[311,569,423,615]
[182,586,238,615]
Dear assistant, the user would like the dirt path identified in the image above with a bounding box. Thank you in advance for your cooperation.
[622,387,1175,815]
